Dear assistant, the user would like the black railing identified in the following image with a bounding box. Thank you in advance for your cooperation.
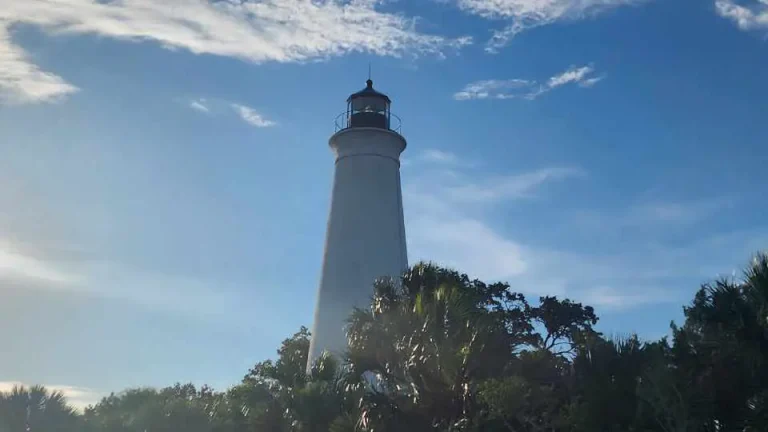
[334,110,402,134]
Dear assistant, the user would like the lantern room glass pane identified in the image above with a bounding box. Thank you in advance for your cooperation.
[351,96,388,114]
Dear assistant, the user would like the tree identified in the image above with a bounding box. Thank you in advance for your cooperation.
[245,326,312,389]
[533,296,598,357]
[237,326,360,432]
[565,334,660,432]
[635,339,700,432]
[665,253,768,431]
[0,385,79,432]
[10,254,768,432]
[345,263,535,430]
[344,262,601,431]
[82,384,230,432]
[477,372,561,431]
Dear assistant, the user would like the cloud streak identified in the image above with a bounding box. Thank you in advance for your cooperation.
[404,161,584,281]
[548,65,604,88]
[421,149,461,165]
[453,78,534,100]
[402,155,754,314]
[441,167,585,203]
[408,216,529,281]
[189,98,210,113]
[0,26,79,105]
[0,252,273,324]
[185,98,274,127]
[0,241,78,284]
[567,197,735,235]
[454,64,604,100]
[715,0,768,32]
[0,0,471,104]
[0,235,264,322]
[455,0,647,52]
[580,286,677,310]
[231,103,276,128]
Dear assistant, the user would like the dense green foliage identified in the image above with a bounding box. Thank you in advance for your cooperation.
[3,253,768,431]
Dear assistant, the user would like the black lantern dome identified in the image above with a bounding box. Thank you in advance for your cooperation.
[348,79,391,104]
[345,79,392,130]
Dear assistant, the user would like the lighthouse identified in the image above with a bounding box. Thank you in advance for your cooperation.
[307,79,408,369]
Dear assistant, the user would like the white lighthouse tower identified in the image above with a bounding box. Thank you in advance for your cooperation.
[307,79,408,369]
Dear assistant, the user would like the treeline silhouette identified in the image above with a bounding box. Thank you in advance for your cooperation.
[3,254,768,431]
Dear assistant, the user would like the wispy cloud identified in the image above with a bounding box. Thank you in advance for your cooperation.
[568,197,735,233]
[78,260,249,318]
[580,286,678,310]
[0,253,270,323]
[408,216,528,282]
[421,149,461,165]
[402,155,755,315]
[0,234,254,321]
[715,0,768,32]
[454,64,604,100]
[185,98,273,127]
[455,0,647,52]
[406,149,482,169]
[548,65,604,89]
[0,241,78,284]
[231,103,276,128]
[0,381,102,411]
[629,199,731,224]
[189,98,210,113]
[453,79,533,100]
[0,0,470,105]
[404,164,584,281]
[442,167,585,203]
[407,193,752,311]
[0,26,79,105]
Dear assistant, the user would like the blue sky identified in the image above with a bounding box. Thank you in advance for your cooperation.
[2,0,768,408]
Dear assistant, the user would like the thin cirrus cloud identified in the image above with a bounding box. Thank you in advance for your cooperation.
[186,98,275,128]
[189,99,211,114]
[454,64,604,101]
[441,167,585,203]
[230,103,276,128]
[455,0,648,52]
[578,286,674,310]
[0,0,471,105]
[0,240,268,323]
[715,0,768,32]
[402,150,747,311]
[407,215,530,282]
[421,149,461,165]
[0,26,79,105]
[402,148,482,169]
[0,242,78,285]
[403,151,585,282]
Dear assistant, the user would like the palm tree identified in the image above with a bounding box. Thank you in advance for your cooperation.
[0,385,79,432]
[565,334,657,431]
[285,354,366,432]
[660,252,768,431]
[345,263,524,430]
[234,327,361,432]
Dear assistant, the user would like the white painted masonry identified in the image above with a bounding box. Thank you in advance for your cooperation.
[307,116,409,369]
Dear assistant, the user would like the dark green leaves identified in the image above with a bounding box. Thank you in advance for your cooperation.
[10,253,768,432]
